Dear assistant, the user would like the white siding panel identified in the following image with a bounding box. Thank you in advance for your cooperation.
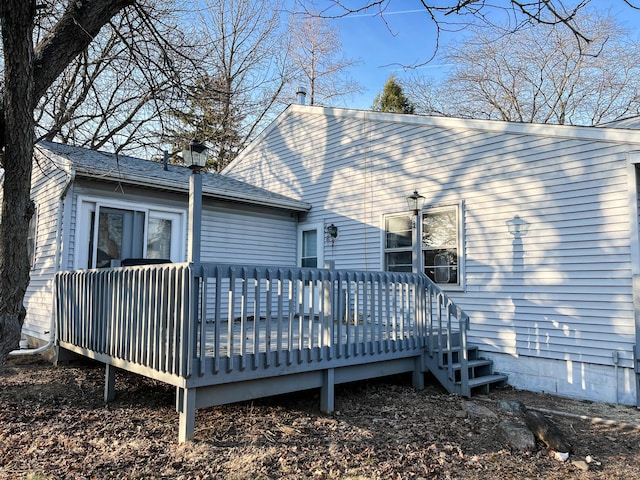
[200,205,297,267]
[228,108,639,369]
[23,154,70,340]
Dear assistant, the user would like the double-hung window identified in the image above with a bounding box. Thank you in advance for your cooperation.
[384,203,463,287]
[422,204,461,286]
[384,213,413,272]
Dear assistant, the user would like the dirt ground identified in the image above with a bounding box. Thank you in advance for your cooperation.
[1,355,640,479]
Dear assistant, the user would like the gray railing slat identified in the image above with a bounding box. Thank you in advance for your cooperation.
[54,262,470,394]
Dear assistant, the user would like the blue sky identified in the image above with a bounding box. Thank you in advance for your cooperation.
[318,1,640,110]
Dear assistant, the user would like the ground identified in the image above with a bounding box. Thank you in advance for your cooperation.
[1,356,640,479]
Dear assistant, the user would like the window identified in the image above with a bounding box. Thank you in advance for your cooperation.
[383,203,463,287]
[298,224,323,268]
[301,229,318,267]
[77,198,185,269]
[422,205,460,286]
[384,213,413,272]
[27,205,38,268]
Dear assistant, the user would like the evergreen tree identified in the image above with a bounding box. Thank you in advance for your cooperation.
[371,75,415,114]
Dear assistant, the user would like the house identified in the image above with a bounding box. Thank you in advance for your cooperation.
[223,104,640,407]
[17,141,310,353]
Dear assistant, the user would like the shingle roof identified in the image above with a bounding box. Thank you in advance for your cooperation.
[36,141,309,212]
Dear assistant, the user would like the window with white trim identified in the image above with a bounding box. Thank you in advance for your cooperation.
[77,198,185,269]
[422,204,461,286]
[384,204,463,286]
[27,205,38,269]
[384,213,413,272]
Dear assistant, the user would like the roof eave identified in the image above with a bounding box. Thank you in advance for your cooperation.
[75,170,311,213]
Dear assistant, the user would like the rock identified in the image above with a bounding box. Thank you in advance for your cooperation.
[496,400,527,415]
[571,460,589,471]
[552,451,570,462]
[524,410,572,453]
[463,401,498,420]
[498,419,536,452]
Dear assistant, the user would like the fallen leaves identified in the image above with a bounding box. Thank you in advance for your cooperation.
[2,356,640,479]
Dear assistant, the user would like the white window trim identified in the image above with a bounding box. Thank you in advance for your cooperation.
[28,203,39,270]
[381,211,413,273]
[422,200,465,291]
[297,222,324,268]
[74,195,186,269]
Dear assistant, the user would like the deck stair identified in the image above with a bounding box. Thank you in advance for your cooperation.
[425,330,508,397]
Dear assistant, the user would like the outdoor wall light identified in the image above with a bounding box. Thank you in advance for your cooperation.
[506,215,530,237]
[183,139,208,171]
[325,223,338,239]
[406,190,426,214]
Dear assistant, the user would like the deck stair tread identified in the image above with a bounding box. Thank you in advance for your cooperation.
[425,335,508,397]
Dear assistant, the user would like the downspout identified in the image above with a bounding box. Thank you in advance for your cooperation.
[10,166,75,356]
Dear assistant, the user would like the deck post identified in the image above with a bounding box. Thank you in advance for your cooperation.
[320,368,335,413]
[412,355,424,391]
[178,387,197,443]
[104,364,116,402]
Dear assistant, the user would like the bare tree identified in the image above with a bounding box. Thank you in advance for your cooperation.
[164,0,290,171]
[306,0,614,55]
[287,11,362,106]
[34,2,195,157]
[405,11,640,125]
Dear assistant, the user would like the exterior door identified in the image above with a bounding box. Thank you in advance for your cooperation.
[89,207,145,268]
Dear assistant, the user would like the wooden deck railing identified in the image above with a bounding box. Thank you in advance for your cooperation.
[55,262,470,440]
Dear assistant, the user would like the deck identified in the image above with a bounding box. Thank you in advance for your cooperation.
[55,262,471,442]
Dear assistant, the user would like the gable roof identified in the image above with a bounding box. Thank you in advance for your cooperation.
[36,141,310,212]
[225,105,640,172]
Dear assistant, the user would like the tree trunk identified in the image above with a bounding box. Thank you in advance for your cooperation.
[0,0,36,363]
[0,0,133,365]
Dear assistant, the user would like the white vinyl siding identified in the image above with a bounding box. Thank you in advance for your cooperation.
[226,106,640,371]
[200,204,297,267]
[23,154,70,341]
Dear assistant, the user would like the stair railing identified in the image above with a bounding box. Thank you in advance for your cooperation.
[424,277,471,394]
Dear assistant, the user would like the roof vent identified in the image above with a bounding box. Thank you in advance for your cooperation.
[296,86,307,105]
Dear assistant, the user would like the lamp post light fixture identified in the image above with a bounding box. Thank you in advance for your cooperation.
[406,190,426,214]
[406,190,426,274]
[184,138,208,171]
[183,139,208,268]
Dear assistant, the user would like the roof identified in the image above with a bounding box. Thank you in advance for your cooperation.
[36,141,310,212]
[225,105,640,172]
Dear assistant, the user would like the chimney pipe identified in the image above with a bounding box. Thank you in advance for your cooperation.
[163,149,169,171]
[296,86,307,105]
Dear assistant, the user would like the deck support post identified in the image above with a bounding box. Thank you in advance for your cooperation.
[320,368,335,413]
[104,364,116,402]
[412,356,424,391]
[178,387,197,443]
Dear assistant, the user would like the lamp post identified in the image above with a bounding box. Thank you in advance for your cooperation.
[183,139,208,268]
[406,190,426,274]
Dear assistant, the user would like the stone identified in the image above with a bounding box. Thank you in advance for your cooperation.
[496,400,527,416]
[552,451,570,462]
[572,460,589,471]
[463,401,498,420]
[498,419,536,452]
